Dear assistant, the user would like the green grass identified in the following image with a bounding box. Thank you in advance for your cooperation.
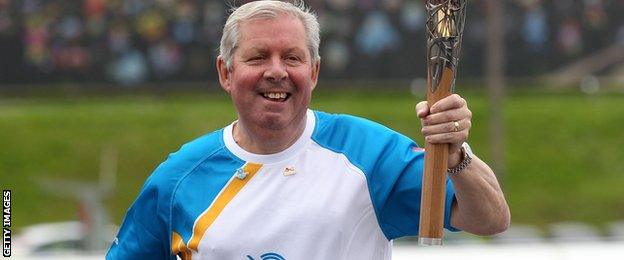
[1,89,623,231]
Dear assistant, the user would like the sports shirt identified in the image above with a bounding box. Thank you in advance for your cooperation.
[107,109,458,260]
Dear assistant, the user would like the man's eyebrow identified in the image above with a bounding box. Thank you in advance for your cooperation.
[284,47,307,56]
[239,45,307,58]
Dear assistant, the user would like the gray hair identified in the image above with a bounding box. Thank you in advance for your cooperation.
[219,0,321,70]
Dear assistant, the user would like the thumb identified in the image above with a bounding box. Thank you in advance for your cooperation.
[415,101,429,118]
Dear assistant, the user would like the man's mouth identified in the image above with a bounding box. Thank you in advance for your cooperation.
[261,92,291,102]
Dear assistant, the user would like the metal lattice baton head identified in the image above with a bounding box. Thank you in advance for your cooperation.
[426,0,467,94]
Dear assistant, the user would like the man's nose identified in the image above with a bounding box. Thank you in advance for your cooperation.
[263,57,288,82]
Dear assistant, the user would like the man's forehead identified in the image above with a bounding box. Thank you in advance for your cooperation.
[236,16,307,49]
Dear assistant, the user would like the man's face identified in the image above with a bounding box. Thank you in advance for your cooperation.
[217,14,320,132]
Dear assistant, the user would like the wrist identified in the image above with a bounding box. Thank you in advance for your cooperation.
[448,149,463,169]
[447,142,473,176]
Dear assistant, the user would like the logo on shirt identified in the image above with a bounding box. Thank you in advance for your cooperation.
[235,168,248,180]
[246,252,285,260]
[283,167,296,176]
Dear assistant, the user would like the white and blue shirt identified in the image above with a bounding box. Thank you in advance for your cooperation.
[107,109,458,260]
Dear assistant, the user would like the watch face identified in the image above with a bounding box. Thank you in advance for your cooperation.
[462,142,474,156]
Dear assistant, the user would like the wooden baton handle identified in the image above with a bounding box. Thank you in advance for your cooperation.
[418,66,455,246]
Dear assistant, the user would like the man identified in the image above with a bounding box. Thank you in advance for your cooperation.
[107,1,510,259]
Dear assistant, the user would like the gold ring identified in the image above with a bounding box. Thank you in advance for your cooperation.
[453,121,460,132]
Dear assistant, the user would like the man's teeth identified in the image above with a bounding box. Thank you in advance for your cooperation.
[263,93,287,99]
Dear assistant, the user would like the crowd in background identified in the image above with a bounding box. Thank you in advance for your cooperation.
[0,0,623,85]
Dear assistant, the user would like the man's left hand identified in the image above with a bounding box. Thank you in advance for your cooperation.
[416,94,472,168]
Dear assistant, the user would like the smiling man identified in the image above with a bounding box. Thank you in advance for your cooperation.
[107,1,510,259]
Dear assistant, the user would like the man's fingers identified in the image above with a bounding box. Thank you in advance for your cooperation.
[420,94,471,157]
[424,130,469,144]
[415,101,429,118]
[421,118,471,136]
[430,94,466,114]
[422,108,472,126]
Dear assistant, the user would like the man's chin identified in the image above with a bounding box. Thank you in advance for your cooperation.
[259,116,289,130]
[249,109,307,131]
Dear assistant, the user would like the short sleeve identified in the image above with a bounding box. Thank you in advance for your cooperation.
[311,111,459,240]
[372,143,459,239]
[106,178,173,259]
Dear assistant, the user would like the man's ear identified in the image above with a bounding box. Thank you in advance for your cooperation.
[216,56,231,93]
[310,60,320,91]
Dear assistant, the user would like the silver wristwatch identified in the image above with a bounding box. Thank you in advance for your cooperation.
[447,142,473,176]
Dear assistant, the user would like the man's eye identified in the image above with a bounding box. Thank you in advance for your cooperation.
[286,56,301,62]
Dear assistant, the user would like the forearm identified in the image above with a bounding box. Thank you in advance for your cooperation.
[449,154,510,235]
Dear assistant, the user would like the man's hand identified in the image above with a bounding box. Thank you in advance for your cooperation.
[417,95,510,236]
[416,94,472,168]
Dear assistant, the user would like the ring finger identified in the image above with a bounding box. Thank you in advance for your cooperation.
[421,118,471,136]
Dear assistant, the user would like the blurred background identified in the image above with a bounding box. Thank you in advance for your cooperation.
[1,0,623,258]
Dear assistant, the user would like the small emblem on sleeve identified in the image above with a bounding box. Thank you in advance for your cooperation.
[412,147,425,152]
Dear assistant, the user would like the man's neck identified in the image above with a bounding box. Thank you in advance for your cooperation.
[232,116,307,155]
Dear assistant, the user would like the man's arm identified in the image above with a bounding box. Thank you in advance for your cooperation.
[416,94,510,235]
[448,154,510,235]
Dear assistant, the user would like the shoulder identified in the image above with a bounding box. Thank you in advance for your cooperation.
[311,110,421,173]
[143,128,234,195]
[111,130,231,251]
[312,110,416,149]
[313,110,398,139]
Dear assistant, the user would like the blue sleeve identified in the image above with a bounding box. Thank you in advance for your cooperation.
[375,141,459,238]
[106,176,174,259]
[312,111,459,240]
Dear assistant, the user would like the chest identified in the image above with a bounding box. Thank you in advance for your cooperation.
[188,153,377,257]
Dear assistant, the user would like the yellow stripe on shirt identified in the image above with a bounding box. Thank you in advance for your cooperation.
[187,162,263,251]
[172,231,192,260]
